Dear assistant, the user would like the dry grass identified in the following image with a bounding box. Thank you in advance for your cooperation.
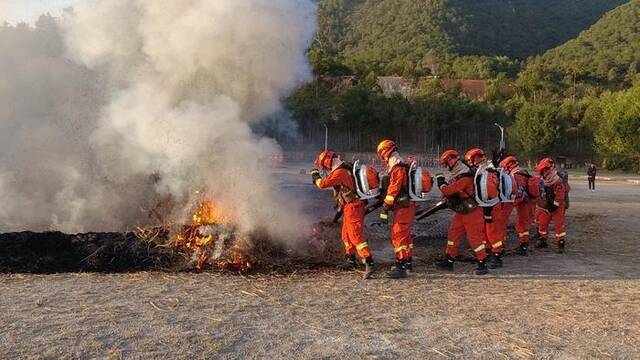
[0,272,638,359]
[1,174,640,358]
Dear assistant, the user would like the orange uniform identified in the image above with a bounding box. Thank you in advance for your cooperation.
[316,166,371,259]
[440,174,488,262]
[383,164,415,261]
[536,180,569,244]
[530,175,542,225]
[511,171,537,245]
[488,203,511,253]
[480,170,504,255]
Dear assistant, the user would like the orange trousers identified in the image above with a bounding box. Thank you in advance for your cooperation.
[536,206,566,243]
[529,201,537,224]
[514,201,533,244]
[446,207,488,261]
[342,200,371,259]
[391,202,416,261]
[484,205,507,254]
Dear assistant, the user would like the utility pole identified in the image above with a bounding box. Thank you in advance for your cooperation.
[324,123,328,151]
[494,123,505,150]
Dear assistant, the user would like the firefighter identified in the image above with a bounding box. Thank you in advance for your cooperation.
[530,174,542,224]
[499,156,539,256]
[534,157,569,253]
[464,148,504,269]
[376,139,415,279]
[310,150,376,279]
[435,150,489,275]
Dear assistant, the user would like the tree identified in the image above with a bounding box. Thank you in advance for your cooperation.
[586,84,640,171]
[510,102,562,157]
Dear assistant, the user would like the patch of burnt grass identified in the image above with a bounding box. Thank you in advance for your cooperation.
[0,232,173,273]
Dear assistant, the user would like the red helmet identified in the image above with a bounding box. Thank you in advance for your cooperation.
[464,148,486,166]
[439,150,460,168]
[315,150,336,170]
[500,155,519,172]
[536,157,555,176]
[376,139,397,161]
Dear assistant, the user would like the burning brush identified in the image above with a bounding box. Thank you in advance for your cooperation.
[133,191,347,273]
[173,199,251,272]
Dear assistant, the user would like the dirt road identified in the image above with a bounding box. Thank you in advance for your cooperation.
[1,164,639,359]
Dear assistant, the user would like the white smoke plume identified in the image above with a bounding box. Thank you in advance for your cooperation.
[0,1,316,242]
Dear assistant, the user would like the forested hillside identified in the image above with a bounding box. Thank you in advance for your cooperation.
[502,0,640,170]
[312,0,627,77]
[537,0,640,86]
[289,0,640,171]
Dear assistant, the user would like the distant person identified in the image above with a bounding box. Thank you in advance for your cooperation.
[587,163,597,191]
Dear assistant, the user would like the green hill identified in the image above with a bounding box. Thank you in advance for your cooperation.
[537,0,640,86]
[313,0,627,77]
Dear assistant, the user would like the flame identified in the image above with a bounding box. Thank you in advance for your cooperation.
[191,199,233,225]
[173,198,249,271]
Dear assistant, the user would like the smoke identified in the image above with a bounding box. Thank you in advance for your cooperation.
[0,1,316,242]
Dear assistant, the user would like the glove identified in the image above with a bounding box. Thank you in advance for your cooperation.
[310,168,321,185]
[435,173,446,189]
[379,209,389,223]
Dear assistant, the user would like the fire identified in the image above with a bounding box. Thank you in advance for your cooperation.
[191,200,232,225]
[173,198,250,272]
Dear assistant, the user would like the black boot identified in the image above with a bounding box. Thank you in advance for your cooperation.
[436,256,454,272]
[337,255,357,270]
[488,252,503,269]
[405,257,413,273]
[387,261,408,279]
[557,239,565,254]
[535,237,548,249]
[517,243,529,256]
[475,260,489,275]
[363,257,376,279]
[486,251,494,264]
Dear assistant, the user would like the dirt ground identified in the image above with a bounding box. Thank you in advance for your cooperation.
[1,163,639,359]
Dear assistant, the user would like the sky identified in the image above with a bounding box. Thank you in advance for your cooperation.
[0,0,77,24]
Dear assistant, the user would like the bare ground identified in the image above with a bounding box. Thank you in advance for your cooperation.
[1,164,639,359]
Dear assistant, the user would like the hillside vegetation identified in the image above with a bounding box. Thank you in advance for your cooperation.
[537,0,640,86]
[290,0,640,171]
[312,0,627,77]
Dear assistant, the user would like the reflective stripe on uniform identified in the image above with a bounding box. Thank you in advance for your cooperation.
[473,244,486,252]
[556,232,566,238]
[447,241,455,246]
[553,201,560,206]
[356,242,369,251]
[518,232,530,237]
[409,244,414,249]
[394,245,407,253]
[384,195,395,204]
[492,241,503,249]
[379,213,388,220]
[315,179,322,188]
[539,231,547,235]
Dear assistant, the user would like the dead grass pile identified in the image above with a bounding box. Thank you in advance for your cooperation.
[0,219,346,273]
